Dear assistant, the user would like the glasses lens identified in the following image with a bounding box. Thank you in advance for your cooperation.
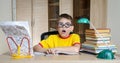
[58,22,63,28]
[64,22,72,28]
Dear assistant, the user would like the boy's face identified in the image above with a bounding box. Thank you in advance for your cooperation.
[57,18,74,38]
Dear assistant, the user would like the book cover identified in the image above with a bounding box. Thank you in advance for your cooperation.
[82,43,116,49]
[85,33,111,37]
[82,48,117,54]
[85,28,110,33]
[84,41,111,46]
[85,40,111,43]
[86,37,111,41]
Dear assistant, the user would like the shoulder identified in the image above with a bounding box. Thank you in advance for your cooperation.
[71,33,80,37]
[48,34,58,38]
[43,34,58,41]
[70,33,80,38]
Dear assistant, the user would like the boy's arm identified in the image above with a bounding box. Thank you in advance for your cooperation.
[50,44,80,54]
[33,44,47,53]
[33,44,80,54]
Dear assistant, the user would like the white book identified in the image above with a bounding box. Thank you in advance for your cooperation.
[85,40,111,43]
[86,37,111,40]
[82,48,117,54]
[55,51,79,55]
[34,51,79,56]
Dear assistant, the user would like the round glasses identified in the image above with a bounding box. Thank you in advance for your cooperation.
[58,22,72,28]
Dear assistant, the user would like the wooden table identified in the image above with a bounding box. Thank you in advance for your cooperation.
[0,52,120,63]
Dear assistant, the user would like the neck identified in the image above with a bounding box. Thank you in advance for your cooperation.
[59,34,70,39]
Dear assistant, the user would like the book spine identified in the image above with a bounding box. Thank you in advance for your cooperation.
[82,47,117,54]
[84,41,111,46]
[85,28,110,33]
[85,33,111,37]
[82,43,116,49]
[85,40,111,43]
[86,37,111,41]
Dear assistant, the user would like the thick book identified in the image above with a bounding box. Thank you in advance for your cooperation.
[82,43,116,49]
[84,41,111,46]
[85,33,111,37]
[85,40,111,43]
[85,28,110,33]
[82,48,117,54]
[86,37,111,41]
[85,39,111,43]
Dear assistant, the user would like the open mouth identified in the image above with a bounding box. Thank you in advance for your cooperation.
[62,30,66,33]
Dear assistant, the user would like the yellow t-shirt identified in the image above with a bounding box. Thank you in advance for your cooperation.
[39,34,80,49]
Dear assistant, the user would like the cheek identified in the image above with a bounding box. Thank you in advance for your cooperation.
[69,26,73,31]
[57,28,62,32]
[67,29,71,32]
[57,27,61,30]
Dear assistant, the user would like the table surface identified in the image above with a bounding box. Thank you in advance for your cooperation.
[0,52,120,63]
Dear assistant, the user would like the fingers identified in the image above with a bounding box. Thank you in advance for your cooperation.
[46,49,57,54]
[46,49,52,54]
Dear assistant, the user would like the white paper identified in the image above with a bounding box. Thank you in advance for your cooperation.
[0,21,33,56]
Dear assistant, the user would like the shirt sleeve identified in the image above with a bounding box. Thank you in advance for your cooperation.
[39,35,54,49]
[72,34,80,46]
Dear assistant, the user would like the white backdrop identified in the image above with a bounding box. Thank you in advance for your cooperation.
[107,0,120,54]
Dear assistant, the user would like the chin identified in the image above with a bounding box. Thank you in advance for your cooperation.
[61,34,69,37]
[62,35,67,38]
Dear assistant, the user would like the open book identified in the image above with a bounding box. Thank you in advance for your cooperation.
[55,51,80,55]
[34,51,79,56]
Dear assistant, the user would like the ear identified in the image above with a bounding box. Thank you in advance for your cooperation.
[70,26,74,32]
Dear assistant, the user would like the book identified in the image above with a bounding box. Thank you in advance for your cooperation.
[34,51,79,56]
[55,51,79,55]
[85,33,111,37]
[86,37,111,41]
[85,28,110,33]
[84,41,111,46]
[85,40,111,43]
[82,45,117,53]
[82,43,116,49]
[82,48,117,54]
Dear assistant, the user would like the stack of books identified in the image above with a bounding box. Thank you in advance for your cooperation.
[82,28,117,54]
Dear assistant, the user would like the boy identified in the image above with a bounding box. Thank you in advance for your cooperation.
[33,14,80,54]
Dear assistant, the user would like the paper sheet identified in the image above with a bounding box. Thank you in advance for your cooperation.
[0,21,33,56]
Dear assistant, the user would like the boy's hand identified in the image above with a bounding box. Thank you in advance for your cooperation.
[46,48,57,54]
